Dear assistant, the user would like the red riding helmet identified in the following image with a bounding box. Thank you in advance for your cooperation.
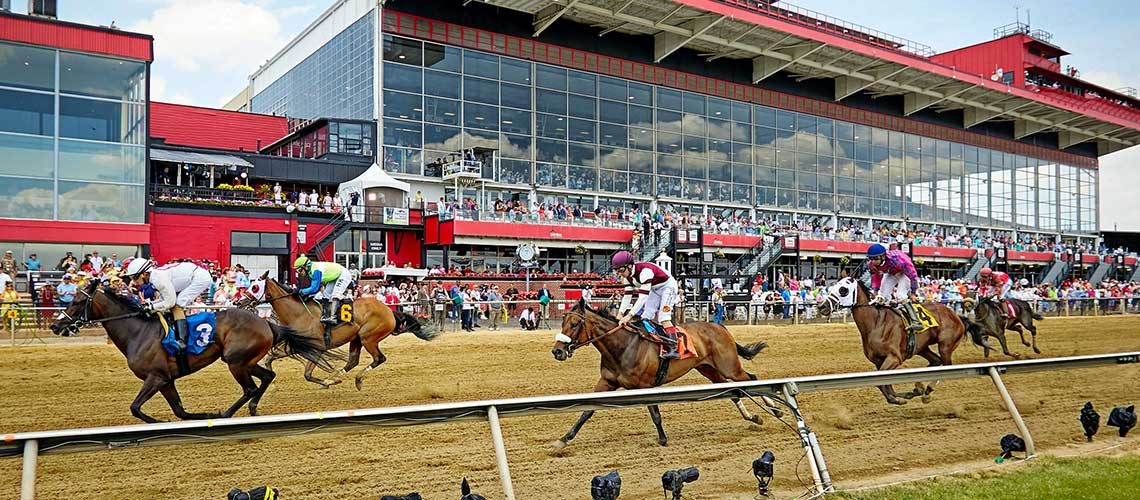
[979,267,993,277]
[611,250,635,269]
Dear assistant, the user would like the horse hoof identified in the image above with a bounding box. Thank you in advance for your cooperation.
[658,438,668,447]
[921,394,933,404]
[549,439,567,451]
[355,379,364,391]
[749,415,762,425]
[1033,348,1041,354]
[888,399,907,406]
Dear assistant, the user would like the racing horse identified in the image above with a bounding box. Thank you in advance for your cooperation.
[963,296,1043,358]
[248,274,437,390]
[50,280,338,422]
[817,277,992,405]
[550,299,775,447]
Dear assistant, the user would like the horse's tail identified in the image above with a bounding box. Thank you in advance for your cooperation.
[268,322,343,371]
[957,314,989,349]
[1030,309,1044,321]
[736,340,768,360]
[393,309,439,341]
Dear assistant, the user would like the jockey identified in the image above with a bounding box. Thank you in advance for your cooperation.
[866,243,923,332]
[611,250,681,360]
[124,258,212,352]
[977,267,1013,319]
[293,255,352,325]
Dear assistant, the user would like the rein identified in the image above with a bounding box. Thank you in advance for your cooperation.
[58,288,143,333]
[563,311,633,352]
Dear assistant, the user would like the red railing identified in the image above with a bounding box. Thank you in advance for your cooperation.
[1033,86,1140,123]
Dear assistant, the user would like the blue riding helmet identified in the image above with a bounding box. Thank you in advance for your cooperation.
[867,243,887,258]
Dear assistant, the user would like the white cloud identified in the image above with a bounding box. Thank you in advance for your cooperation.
[1079,70,1136,93]
[1098,146,1140,231]
[279,5,314,18]
[130,0,286,74]
[149,74,195,105]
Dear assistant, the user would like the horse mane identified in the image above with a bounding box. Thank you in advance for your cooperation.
[580,300,619,324]
[99,285,145,313]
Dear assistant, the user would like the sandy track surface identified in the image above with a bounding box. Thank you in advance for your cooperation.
[1,317,1138,499]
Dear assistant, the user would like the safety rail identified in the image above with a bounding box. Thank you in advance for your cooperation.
[711,0,936,58]
[3,351,1137,499]
[442,160,483,179]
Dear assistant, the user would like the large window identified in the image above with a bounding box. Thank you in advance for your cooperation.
[0,41,146,223]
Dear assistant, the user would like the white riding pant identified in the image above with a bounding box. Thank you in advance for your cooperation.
[174,270,212,308]
[878,274,911,302]
[639,278,678,323]
[317,273,353,300]
[1000,281,1013,299]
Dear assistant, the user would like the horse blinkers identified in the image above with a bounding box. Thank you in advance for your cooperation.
[51,287,95,336]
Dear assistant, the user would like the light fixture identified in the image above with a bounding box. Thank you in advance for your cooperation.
[753,451,775,497]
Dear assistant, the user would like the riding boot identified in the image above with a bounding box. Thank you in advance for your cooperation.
[320,300,334,325]
[659,326,681,360]
[174,318,189,352]
[323,299,341,325]
[901,303,923,332]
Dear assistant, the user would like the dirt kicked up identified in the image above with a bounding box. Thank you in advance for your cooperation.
[1,316,1138,499]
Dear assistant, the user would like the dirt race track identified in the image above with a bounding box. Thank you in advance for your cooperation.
[1,316,1139,499]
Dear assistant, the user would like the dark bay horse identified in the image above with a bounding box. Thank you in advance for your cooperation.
[550,300,774,447]
[817,277,991,405]
[963,296,1044,358]
[249,275,437,390]
[50,281,337,423]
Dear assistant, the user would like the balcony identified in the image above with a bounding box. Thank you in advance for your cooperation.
[1024,52,1061,74]
[1031,86,1140,123]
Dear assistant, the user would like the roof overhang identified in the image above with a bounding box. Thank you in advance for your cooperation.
[150,148,254,169]
[478,0,1140,156]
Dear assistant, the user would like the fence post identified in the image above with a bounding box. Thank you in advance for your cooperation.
[486,406,516,500]
[781,383,828,493]
[988,367,1035,457]
[21,439,37,500]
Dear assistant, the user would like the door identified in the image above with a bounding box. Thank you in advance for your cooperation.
[232,254,281,282]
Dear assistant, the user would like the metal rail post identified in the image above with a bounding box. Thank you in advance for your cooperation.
[988,367,1035,457]
[21,439,37,500]
[782,383,826,493]
[486,406,516,500]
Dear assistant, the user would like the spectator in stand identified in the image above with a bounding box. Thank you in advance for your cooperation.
[37,282,56,328]
[538,285,552,326]
[89,250,104,272]
[23,253,40,273]
[712,285,726,324]
[0,250,17,278]
[460,285,476,331]
[519,307,538,330]
[79,255,96,276]
[1,281,19,334]
[486,285,503,331]
[56,275,77,308]
[0,270,10,298]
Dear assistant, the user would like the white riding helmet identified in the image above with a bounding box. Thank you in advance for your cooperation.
[1019,278,1029,286]
[124,258,155,278]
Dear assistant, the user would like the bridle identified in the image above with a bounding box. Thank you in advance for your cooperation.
[559,310,632,354]
[56,287,141,335]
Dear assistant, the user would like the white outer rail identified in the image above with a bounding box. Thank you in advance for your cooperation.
[3,351,1137,499]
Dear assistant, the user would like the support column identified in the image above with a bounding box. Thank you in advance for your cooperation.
[782,383,830,492]
[21,439,38,500]
[487,406,516,500]
[988,367,1035,456]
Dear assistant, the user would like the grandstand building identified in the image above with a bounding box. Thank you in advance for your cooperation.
[230,0,1139,281]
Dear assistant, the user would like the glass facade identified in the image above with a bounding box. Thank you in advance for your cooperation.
[250,13,374,120]
[0,41,146,223]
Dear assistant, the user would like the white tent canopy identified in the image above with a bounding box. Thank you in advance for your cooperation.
[337,162,410,205]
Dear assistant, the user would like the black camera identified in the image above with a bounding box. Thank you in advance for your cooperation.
[591,470,622,500]
[661,467,699,500]
[226,486,278,500]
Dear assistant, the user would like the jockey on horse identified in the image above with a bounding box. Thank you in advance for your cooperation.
[976,267,1013,319]
[866,244,924,332]
[293,255,352,325]
[123,258,212,353]
[611,250,681,360]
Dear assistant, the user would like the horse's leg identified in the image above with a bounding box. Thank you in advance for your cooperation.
[875,356,907,405]
[900,347,942,400]
[158,381,220,420]
[554,379,614,449]
[262,348,282,371]
[992,327,1021,359]
[647,405,668,446]
[697,365,762,424]
[354,341,387,391]
[246,364,276,416]
[324,336,362,386]
[303,361,336,388]
[130,374,168,423]
[221,364,260,418]
[1025,322,1041,354]
[1010,322,1031,347]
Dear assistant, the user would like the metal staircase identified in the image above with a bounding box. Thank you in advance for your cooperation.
[1129,262,1140,283]
[304,211,351,257]
[1088,257,1113,286]
[637,227,673,262]
[729,239,784,280]
[958,249,992,281]
[1037,256,1071,286]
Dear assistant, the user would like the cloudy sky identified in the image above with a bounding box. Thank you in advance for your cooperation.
[41,0,1140,230]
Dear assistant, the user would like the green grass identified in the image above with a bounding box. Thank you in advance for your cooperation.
[834,455,1140,500]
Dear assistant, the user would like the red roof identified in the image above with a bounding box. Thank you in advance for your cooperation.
[150,102,288,152]
[0,11,153,61]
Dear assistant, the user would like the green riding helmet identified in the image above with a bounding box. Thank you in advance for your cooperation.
[293,255,312,269]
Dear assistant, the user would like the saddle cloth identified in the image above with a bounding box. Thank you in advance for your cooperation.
[891,303,939,333]
[160,311,217,356]
[1003,300,1017,317]
[638,320,698,360]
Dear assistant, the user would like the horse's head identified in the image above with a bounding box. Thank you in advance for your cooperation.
[50,280,102,336]
[818,277,858,317]
[247,274,296,303]
[552,299,595,361]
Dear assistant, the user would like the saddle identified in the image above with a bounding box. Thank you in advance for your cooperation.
[634,320,698,360]
[320,299,354,348]
[887,303,938,358]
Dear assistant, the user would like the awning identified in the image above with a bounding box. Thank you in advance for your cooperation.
[150,148,254,169]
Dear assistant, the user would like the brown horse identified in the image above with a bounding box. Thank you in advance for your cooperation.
[963,296,1044,358]
[550,300,774,447]
[49,280,338,422]
[817,277,991,405]
[248,275,437,390]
